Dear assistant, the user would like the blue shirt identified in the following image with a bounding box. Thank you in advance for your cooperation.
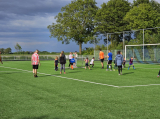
[70,58,75,63]
[108,52,112,60]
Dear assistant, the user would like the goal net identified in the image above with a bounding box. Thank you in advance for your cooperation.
[125,44,160,63]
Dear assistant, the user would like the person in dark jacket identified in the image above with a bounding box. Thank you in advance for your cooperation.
[115,51,123,75]
[59,51,66,74]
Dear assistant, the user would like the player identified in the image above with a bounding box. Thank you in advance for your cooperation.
[106,50,112,71]
[90,57,94,68]
[122,58,126,68]
[84,57,90,70]
[115,51,123,75]
[99,49,104,69]
[157,70,160,77]
[70,56,75,70]
[54,56,58,71]
[68,52,72,68]
[0,51,3,64]
[74,51,78,67]
[59,51,66,74]
[128,57,135,70]
[31,50,40,77]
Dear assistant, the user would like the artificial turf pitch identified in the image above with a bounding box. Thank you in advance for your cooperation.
[0,60,160,119]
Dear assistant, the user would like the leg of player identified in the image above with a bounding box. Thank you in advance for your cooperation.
[110,64,112,71]
[60,64,63,74]
[101,62,104,69]
[33,69,35,76]
[63,64,66,74]
[118,66,120,75]
[128,65,131,70]
[120,65,122,75]
[88,65,91,70]
[133,64,135,69]
[157,70,160,77]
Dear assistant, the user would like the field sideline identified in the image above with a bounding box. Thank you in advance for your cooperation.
[0,60,160,119]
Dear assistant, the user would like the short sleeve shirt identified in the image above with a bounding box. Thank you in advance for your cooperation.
[99,51,104,59]
[108,52,112,60]
[32,53,39,65]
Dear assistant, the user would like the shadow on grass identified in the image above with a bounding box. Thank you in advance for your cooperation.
[122,72,134,75]
[22,115,64,119]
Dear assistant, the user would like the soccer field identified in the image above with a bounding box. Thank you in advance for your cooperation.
[0,60,160,119]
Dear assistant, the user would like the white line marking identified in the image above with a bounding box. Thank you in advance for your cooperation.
[1,66,160,88]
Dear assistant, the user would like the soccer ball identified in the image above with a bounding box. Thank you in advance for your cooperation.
[109,66,111,68]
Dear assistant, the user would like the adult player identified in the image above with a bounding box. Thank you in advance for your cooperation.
[99,49,104,69]
[68,52,72,68]
[115,51,123,75]
[106,50,112,71]
[0,51,3,64]
[31,50,40,77]
[59,51,66,74]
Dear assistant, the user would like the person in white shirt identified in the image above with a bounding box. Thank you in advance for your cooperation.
[90,57,94,68]
[68,52,73,68]
[74,51,78,67]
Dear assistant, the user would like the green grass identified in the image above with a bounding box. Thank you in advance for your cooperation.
[0,60,160,119]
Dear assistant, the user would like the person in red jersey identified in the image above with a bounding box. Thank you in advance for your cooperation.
[31,50,40,77]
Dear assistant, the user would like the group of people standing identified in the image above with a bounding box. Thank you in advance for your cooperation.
[54,51,78,74]
[99,49,134,75]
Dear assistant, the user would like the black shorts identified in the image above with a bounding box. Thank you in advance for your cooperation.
[33,65,38,69]
[85,63,89,66]
[108,60,112,64]
[70,63,73,65]
[101,58,104,62]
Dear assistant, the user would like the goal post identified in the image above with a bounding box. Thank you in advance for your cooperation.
[125,43,160,63]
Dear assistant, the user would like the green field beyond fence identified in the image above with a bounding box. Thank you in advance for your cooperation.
[0,60,160,119]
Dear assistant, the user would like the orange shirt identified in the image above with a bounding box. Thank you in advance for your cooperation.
[99,51,104,59]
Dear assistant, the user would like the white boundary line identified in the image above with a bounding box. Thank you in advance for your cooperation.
[0,66,160,88]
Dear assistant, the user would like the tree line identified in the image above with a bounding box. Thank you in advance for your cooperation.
[48,0,160,54]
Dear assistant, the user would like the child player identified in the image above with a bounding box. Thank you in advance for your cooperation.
[84,57,90,70]
[113,57,117,71]
[122,58,126,68]
[90,57,94,68]
[128,57,135,70]
[54,56,58,71]
[70,56,75,70]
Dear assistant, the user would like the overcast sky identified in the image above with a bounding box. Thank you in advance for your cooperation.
[0,0,159,52]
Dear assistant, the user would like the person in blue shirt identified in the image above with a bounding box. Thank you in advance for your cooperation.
[70,56,75,70]
[106,50,113,71]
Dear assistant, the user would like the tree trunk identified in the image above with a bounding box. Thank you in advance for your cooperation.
[79,42,82,54]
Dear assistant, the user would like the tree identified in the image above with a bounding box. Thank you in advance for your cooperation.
[94,0,131,48]
[47,0,98,54]
[4,47,12,54]
[124,3,160,30]
[15,43,22,53]
[133,0,149,6]
[0,48,4,54]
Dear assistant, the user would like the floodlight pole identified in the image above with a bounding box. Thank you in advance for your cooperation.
[143,29,144,61]
[123,31,125,58]
[94,37,96,58]
[107,33,108,54]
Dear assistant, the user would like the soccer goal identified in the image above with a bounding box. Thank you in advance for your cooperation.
[125,43,160,63]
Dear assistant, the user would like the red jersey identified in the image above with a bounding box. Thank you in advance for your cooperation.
[32,53,39,65]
